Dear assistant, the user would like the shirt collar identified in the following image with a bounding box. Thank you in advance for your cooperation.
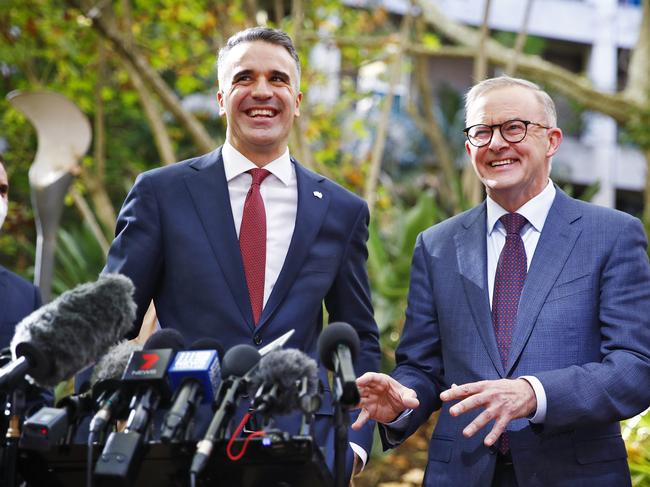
[222,141,293,186]
[487,179,556,235]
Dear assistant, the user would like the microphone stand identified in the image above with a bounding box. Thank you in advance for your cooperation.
[2,387,26,487]
[332,377,349,487]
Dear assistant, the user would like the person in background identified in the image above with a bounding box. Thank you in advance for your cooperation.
[0,155,41,349]
[353,76,650,486]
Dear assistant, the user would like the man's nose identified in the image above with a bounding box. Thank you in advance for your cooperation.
[488,128,509,151]
[251,77,273,98]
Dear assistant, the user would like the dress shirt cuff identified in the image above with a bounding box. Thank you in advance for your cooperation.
[382,408,414,446]
[520,375,547,423]
[349,442,367,472]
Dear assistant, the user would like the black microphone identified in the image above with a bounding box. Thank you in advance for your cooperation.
[160,338,224,442]
[190,344,261,478]
[121,329,185,434]
[247,348,320,417]
[88,339,143,441]
[0,274,136,390]
[318,322,361,407]
[94,329,184,485]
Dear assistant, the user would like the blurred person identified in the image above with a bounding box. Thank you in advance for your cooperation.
[353,76,650,486]
[0,155,42,349]
[104,27,380,482]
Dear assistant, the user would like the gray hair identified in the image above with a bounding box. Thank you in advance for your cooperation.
[217,27,301,88]
[465,75,557,127]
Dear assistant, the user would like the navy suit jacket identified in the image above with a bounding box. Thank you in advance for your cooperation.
[385,189,650,486]
[104,147,380,474]
[0,265,41,349]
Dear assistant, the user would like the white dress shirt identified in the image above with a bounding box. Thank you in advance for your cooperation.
[222,142,368,468]
[486,179,555,423]
[222,141,297,307]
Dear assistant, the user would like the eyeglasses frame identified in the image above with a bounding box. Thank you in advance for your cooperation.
[463,119,552,148]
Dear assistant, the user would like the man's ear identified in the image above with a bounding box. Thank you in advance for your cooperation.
[465,140,472,158]
[546,127,563,158]
[216,90,226,116]
[294,92,303,117]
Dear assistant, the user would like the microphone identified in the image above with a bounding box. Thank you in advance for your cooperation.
[190,344,261,477]
[247,348,320,417]
[121,329,185,434]
[94,329,184,484]
[0,274,136,390]
[88,339,143,440]
[318,322,361,407]
[19,340,143,451]
[160,338,224,442]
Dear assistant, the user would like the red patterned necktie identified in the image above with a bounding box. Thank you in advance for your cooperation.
[492,212,528,453]
[239,168,271,325]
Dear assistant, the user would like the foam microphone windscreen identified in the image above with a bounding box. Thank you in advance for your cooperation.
[317,322,360,371]
[143,328,186,352]
[10,274,136,387]
[247,348,319,415]
[221,344,261,379]
[92,340,144,385]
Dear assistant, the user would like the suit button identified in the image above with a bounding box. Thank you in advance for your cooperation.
[253,334,262,346]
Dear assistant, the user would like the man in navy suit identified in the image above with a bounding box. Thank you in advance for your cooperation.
[0,157,41,349]
[104,27,380,481]
[353,76,650,486]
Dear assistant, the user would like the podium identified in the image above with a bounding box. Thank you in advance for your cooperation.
[17,436,334,487]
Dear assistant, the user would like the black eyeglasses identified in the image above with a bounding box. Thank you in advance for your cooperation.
[463,119,551,147]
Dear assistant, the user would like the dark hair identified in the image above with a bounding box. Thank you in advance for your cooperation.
[217,27,301,86]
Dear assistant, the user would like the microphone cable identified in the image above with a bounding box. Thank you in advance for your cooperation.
[225,412,266,462]
[189,413,266,486]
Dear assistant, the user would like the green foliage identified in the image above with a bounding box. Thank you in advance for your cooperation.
[52,224,105,295]
[493,31,546,56]
[623,409,650,486]
[368,190,449,370]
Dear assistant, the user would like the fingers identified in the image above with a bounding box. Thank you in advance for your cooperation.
[400,388,420,409]
[442,379,536,445]
[440,380,484,402]
[355,371,384,388]
[351,407,370,430]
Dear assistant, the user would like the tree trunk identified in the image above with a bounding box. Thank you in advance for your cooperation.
[505,0,534,75]
[119,0,176,166]
[474,0,491,82]
[364,14,413,212]
[624,0,650,106]
[416,0,641,124]
[88,39,118,235]
[69,0,216,154]
[408,53,461,213]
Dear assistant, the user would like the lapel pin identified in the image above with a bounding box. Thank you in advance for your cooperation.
[313,191,323,199]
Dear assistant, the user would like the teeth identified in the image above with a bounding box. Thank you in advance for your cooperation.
[490,159,515,167]
[248,109,275,117]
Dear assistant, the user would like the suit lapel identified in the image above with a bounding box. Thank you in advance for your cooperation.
[454,204,504,375]
[506,189,582,375]
[257,160,330,329]
[183,148,254,329]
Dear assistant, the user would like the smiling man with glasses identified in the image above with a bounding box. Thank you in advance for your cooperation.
[353,75,650,486]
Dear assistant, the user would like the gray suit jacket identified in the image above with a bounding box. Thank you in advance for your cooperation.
[384,188,650,486]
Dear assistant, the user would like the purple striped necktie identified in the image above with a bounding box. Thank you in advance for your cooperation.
[492,212,528,453]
